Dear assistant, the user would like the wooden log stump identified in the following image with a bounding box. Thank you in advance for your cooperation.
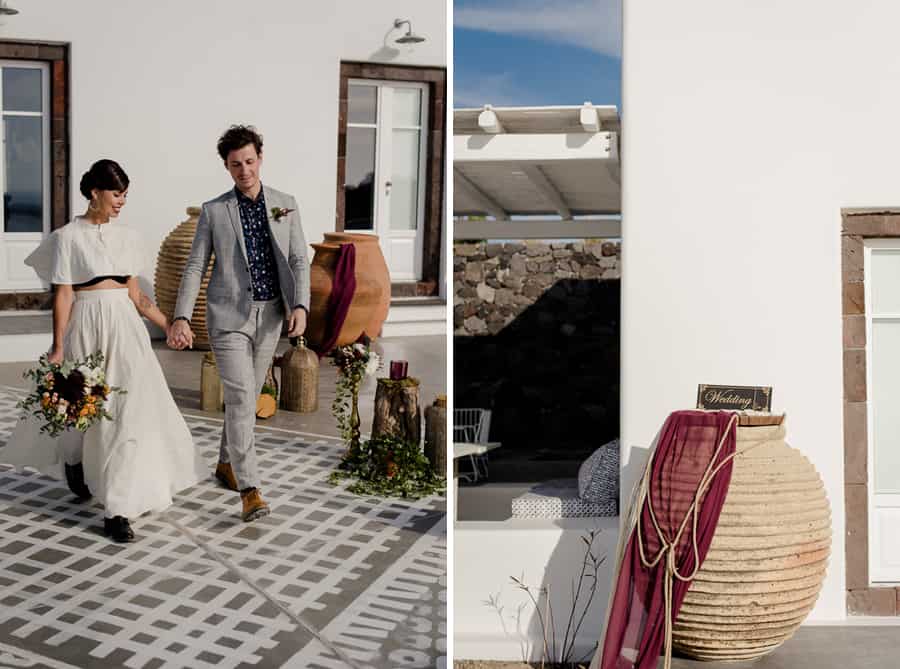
[372,377,421,445]
[424,395,447,474]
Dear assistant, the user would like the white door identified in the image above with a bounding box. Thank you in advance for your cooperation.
[865,239,900,582]
[0,61,51,291]
[344,79,428,281]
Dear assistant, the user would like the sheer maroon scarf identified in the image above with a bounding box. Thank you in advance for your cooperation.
[317,243,356,357]
[599,410,737,669]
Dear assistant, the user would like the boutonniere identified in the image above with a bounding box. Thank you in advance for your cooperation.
[271,207,294,222]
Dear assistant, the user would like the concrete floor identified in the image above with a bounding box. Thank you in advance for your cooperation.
[669,626,900,668]
[456,626,900,668]
[0,334,447,440]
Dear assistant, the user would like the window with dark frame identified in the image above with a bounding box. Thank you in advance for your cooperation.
[0,41,69,309]
[336,62,445,298]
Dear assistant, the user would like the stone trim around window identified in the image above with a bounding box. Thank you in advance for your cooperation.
[841,208,900,615]
[0,41,70,310]
[0,40,69,231]
[336,61,446,298]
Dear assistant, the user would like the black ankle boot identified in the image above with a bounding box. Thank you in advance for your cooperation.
[103,516,135,543]
[64,463,91,499]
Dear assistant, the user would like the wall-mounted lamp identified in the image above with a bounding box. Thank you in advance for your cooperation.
[393,19,426,45]
[0,1,18,15]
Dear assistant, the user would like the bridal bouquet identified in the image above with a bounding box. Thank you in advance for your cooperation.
[18,352,125,437]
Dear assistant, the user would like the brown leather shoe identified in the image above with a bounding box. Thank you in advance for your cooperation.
[240,488,270,522]
[215,462,238,491]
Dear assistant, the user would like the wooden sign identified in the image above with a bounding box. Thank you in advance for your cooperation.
[696,384,772,412]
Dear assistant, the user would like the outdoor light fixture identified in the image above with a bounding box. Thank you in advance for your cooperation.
[393,18,426,44]
[0,1,18,15]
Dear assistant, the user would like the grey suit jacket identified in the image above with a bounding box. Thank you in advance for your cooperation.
[174,184,310,333]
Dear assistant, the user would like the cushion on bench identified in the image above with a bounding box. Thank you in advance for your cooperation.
[511,479,617,518]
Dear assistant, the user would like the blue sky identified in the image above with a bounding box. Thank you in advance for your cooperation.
[454,0,622,109]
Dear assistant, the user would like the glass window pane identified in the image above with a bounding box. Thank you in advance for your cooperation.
[872,319,900,492]
[3,68,42,113]
[390,129,421,230]
[393,88,422,127]
[344,127,375,231]
[348,85,376,125]
[871,250,900,314]
[4,116,43,233]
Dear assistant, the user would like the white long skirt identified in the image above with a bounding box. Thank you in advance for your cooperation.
[2,288,206,518]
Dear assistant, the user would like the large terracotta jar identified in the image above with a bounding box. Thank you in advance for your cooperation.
[323,232,390,339]
[154,207,214,350]
[672,417,830,662]
[306,242,382,351]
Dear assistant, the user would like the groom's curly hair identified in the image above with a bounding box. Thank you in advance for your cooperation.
[217,125,263,161]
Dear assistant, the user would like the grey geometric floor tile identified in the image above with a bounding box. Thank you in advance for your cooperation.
[286,518,447,668]
[0,390,446,669]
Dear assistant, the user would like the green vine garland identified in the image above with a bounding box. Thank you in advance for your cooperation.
[328,434,446,500]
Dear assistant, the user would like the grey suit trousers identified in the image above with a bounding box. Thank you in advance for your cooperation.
[211,298,283,490]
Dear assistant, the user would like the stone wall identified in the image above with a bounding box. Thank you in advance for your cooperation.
[454,240,621,466]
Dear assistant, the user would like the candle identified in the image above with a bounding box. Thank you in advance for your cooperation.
[390,360,408,380]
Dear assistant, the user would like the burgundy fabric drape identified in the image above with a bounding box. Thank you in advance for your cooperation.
[317,243,356,357]
[599,410,737,669]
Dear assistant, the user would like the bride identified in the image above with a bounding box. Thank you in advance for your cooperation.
[1,159,206,542]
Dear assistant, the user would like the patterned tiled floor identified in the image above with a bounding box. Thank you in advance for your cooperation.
[0,390,446,668]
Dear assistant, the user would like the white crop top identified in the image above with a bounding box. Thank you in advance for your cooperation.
[25,216,148,286]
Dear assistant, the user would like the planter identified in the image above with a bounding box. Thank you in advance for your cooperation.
[306,242,381,350]
[154,206,215,350]
[672,418,830,661]
[323,232,390,339]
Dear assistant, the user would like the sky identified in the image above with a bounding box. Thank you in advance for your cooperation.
[454,0,622,109]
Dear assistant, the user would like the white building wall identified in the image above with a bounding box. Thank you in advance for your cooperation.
[622,1,900,621]
[7,0,445,289]
[454,518,619,662]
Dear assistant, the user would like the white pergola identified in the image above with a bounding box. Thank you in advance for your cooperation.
[454,103,621,239]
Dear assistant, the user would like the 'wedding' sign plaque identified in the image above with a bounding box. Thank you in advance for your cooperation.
[696,384,772,411]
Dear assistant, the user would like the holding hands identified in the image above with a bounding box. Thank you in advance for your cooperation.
[167,319,194,350]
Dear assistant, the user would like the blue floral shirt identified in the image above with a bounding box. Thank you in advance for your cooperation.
[235,186,280,301]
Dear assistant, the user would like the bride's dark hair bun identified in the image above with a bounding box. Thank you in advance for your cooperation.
[79,159,129,200]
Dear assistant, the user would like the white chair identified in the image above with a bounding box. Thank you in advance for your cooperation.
[454,408,493,482]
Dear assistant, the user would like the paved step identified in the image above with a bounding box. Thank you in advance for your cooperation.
[0,311,52,362]
[0,311,51,335]
[383,298,446,337]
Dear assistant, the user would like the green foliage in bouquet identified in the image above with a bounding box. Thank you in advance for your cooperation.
[18,351,126,437]
[328,434,446,500]
[261,383,277,399]
[330,341,381,446]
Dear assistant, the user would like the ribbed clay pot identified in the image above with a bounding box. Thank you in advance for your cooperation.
[323,232,390,339]
[306,242,381,351]
[154,207,215,349]
[672,418,830,662]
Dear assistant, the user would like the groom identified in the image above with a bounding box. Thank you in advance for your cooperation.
[169,124,309,522]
